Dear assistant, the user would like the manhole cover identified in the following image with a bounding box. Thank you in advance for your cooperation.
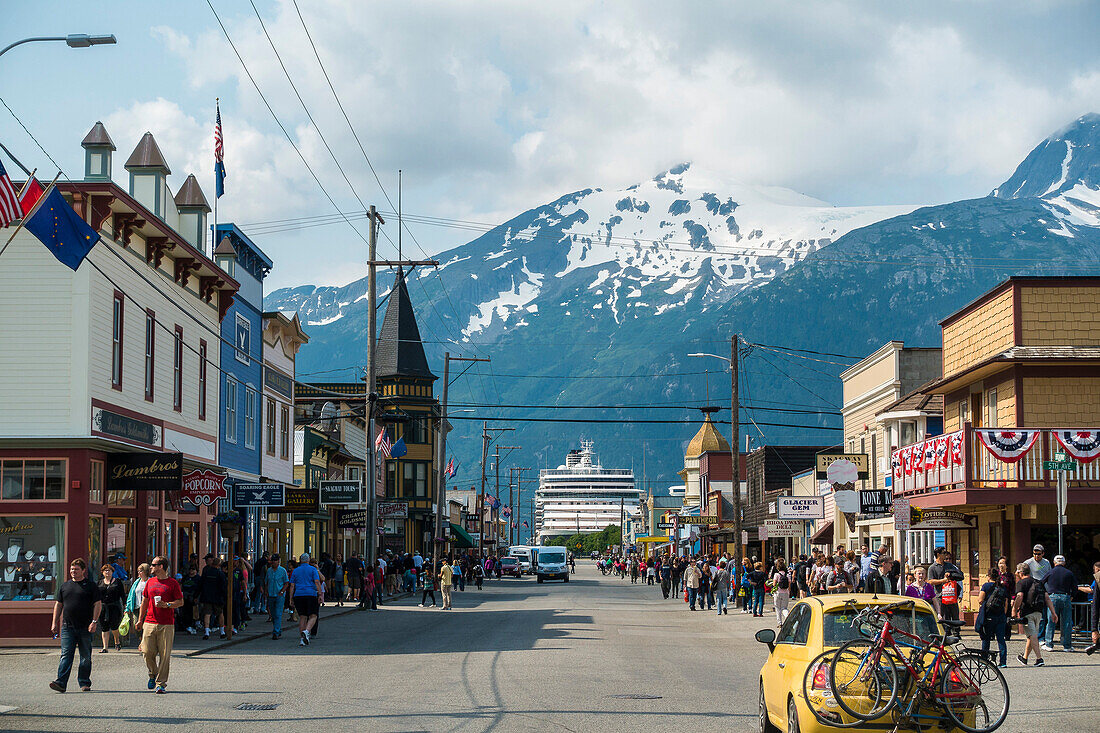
[608,694,662,700]
[236,703,280,711]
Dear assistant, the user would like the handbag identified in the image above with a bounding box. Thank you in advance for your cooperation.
[118,611,131,637]
[737,586,746,598]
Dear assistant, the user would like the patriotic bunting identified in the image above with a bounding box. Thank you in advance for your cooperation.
[1053,430,1100,464]
[976,429,1041,463]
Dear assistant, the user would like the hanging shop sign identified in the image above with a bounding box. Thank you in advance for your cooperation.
[319,480,362,505]
[859,489,893,515]
[909,509,977,530]
[233,482,285,508]
[92,406,161,447]
[679,515,718,525]
[337,509,368,529]
[106,452,182,491]
[815,453,869,481]
[181,469,228,506]
[378,501,409,519]
[763,519,804,538]
[778,496,824,520]
[277,487,319,514]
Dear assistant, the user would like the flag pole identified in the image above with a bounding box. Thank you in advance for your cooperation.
[14,168,37,199]
[0,172,61,258]
[212,97,218,258]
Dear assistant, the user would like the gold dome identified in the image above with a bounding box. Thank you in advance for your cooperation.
[685,416,730,458]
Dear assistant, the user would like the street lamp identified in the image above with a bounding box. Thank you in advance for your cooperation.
[0,34,117,58]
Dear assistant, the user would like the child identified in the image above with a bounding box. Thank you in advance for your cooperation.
[475,562,484,590]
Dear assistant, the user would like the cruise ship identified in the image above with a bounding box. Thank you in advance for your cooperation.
[534,442,640,543]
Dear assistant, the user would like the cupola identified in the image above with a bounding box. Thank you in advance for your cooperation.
[173,174,211,251]
[124,132,171,219]
[81,121,115,181]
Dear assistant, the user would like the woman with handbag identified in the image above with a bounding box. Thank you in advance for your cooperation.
[97,564,125,652]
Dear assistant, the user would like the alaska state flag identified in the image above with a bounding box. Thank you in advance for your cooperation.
[23,187,99,270]
[390,438,408,459]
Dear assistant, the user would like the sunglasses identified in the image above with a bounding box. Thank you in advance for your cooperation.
[151,561,165,567]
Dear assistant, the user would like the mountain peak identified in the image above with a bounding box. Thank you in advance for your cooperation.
[993,113,1100,200]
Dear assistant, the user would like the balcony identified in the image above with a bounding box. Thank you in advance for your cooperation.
[892,426,1100,497]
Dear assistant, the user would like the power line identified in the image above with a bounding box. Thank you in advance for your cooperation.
[446,415,840,429]
[747,343,855,366]
[750,348,839,408]
[748,342,862,360]
[447,402,839,415]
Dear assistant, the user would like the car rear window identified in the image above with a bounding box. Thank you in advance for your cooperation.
[822,607,939,647]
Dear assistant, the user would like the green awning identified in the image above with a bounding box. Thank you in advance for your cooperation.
[449,522,475,548]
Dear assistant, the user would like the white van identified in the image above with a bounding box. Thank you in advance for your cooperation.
[532,546,569,583]
[509,545,533,574]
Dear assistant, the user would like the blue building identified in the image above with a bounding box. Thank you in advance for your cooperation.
[213,225,272,531]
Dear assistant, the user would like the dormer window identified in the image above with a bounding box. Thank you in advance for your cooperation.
[82,121,116,182]
[217,256,234,277]
[124,132,171,220]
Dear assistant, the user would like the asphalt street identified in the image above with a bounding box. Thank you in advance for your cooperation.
[0,562,1096,731]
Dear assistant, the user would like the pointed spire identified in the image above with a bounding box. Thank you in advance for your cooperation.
[174,174,211,212]
[81,121,115,151]
[377,269,437,380]
[124,132,171,174]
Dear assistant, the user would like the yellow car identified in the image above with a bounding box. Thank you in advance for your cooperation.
[756,593,961,733]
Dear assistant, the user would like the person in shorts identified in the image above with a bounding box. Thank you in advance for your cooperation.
[198,554,227,640]
[289,553,322,646]
[1013,562,1058,667]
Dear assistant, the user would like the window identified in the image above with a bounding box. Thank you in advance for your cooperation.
[144,310,155,401]
[244,388,257,449]
[986,388,998,429]
[173,326,183,412]
[346,466,361,482]
[958,400,969,427]
[235,314,250,364]
[89,460,104,504]
[0,459,66,500]
[225,378,238,443]
[900,421,916,447]
[0,516,66,601]
[111,292,124,389]
[990,522,1002,565]
[402,462,429,497]
[279,406,289,459]
[88,515,102,573]
[405,417,429,444]
[198,341,207,420]
[776,604,811,645]
[266,398,276,455]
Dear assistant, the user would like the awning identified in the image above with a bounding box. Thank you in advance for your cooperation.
[809,520,833,545]
[449,522,475,548]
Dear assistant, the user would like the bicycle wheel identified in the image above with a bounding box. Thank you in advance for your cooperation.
[828,639,899,721]
[801,650,863,728]
[939,653,1009,733]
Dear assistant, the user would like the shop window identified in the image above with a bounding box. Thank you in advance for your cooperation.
[958,400,968,427]
[386,463,397,498]
[147,520,158,561]
[106,517,133,577]
[147,490,158,508]
[107,489,135,508]
[989,522,1002,567]
[1,459,66,501]
[89,460,104,504]
[986,389,998,429]
[403,462,429,497]
[88,516,102,572]
[900,421,917,448]
[0,516,65,601]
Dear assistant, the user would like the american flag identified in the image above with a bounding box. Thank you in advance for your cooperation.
[0,159,21,227]
[522,521,529,529]
[214,101,225,198]
[375,427,392,458]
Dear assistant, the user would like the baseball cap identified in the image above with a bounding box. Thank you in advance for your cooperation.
[1033,544,1044,553]
[1054,554,1066,564]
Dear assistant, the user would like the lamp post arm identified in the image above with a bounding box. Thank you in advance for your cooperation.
[0,37,67,57]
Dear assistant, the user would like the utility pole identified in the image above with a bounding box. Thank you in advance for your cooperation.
[509,467,530,547]
[363,203,437,564]
[731,333,743,573]
[433,354,489,572]
[620,496,625,556]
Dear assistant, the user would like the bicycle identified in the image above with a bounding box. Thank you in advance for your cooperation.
[828,600,1009,733]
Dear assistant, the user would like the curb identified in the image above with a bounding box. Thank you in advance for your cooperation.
[184,592,413,657]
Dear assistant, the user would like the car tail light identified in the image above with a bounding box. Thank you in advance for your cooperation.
[812,661,829,690]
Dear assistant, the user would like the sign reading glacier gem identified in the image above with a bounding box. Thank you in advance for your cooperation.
[777,496,824,520]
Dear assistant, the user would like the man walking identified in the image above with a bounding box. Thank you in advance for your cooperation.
[1025,544,1053,639]
[289,553,323,646]
[135,556,183,694]
[684,561,702,610]
[713,560,731,616]
[440,559,454,610]
[1042,554,1077,652]
[1013,561,1058,667]
[50,558,101,693]
[198,554,227,640]
[265,554,290,640]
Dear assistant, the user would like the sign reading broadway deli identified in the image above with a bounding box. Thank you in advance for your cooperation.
[106,452,182,491]
[763,519,805,538]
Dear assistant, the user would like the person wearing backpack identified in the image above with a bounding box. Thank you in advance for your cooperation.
[1012,561,1058,667]
[927,546,963,622]
[976,567,1009,668]
[772,558,791,624]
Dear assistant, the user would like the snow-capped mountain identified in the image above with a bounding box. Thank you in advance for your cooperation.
[269,163,916,340]
[266,115,1100,485]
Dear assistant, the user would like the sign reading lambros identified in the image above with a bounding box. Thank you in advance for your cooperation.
[106,453,182,491]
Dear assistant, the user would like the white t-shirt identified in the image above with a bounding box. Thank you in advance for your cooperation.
[412,554,423,568]
[378,558,387,572]
[1024,557,1051,581]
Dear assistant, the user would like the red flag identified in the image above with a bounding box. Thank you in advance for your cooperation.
[20,177,44,216]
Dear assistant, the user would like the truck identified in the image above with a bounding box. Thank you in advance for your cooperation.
[508,545,533,574]
[532,546,569,583]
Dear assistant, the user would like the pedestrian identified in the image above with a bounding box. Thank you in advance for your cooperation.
[265,554,289,640]
[363,563,378,610]
[772,558,791,624]
[198,554,227,640]
[1042,554,1078,652]
[997,555,1016,641]
[904,566,935,601]
[252,552,269,615]
[49,558,101,693]
[344,552,363,604]
[1013,561,1057,667]
[474,561,484,590]
[289,553,323,646]
[976,567,1009,668]
[1025,544,1054,641]
[329,553,344,606]
[96,564,124,653]
[738,559,753,612]
[451,558,461,590]
[646,560,656,585]
[109,553,130,584]
[927,546,963,622]
[699,563,713,610]
[135,556,183,694]
[1080,560,1100,655]
[440,559,454,610]
[180,566,200,634]
[659,561,672,599]
[419,564,438,608]
[231,557,249,633]
[684,560,701,610]
[125,563,151,627]
[749,562,767,616]
[630,558,639,584]
[714,560,731,616]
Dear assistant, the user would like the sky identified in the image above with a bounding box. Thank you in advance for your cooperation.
[3,0,1099,291]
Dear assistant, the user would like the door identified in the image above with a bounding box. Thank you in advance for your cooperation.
[766,603,811,721]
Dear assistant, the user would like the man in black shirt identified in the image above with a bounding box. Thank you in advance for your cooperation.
[198,554,228,640]
[50,558,101,692]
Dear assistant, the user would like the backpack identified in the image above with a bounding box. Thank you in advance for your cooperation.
[1024,578,1046,613]
[984,584,1007,615]
[941,579,959,605]
[777,571,789,590]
